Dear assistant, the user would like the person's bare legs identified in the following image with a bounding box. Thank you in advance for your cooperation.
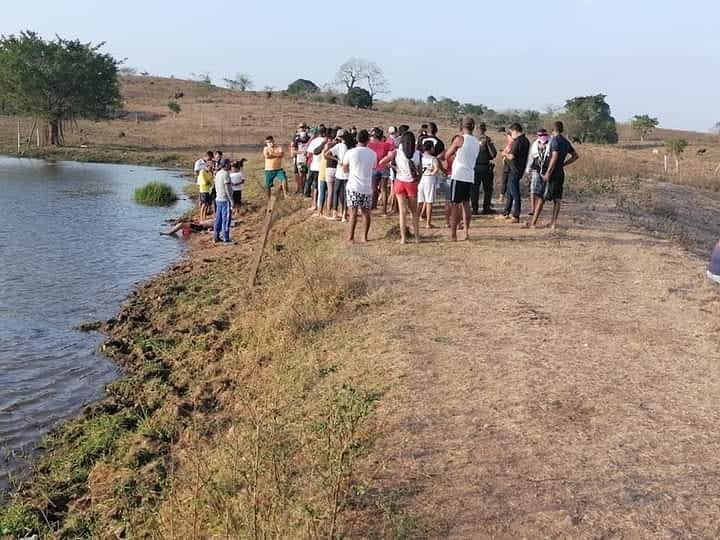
[361,208,371,241]
[347,207,358,242]
[449,202,460,241]
[530,198,546,228]
[325,180,334,218]
[381,177,390,215]
[407,196,420,243]
[550,200,562,229]
[461,201,472,240]
[397,193,408,244]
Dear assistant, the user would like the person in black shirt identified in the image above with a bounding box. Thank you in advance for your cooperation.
[497,123,530,223]
[540,121,579,229]
[472,122,497,214]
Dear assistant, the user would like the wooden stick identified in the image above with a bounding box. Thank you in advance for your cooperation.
[248,195,277,287]
[16,119,20,154]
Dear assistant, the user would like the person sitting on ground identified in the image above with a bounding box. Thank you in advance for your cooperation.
[540,121,579,229]
[262,135,288,199]
[708,239,720,284]
[419,139,440,228]
[213,159,234,244]
[342,129,376,243]
[196,157,214,220]
[230,159,246,218]
[525,129,551,225]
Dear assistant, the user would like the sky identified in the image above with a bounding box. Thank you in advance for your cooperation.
[2,0,718,131]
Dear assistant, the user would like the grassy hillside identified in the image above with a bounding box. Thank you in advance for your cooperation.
[0,75,718,190]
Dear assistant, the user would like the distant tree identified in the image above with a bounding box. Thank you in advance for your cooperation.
[460,103,485,117]
[426,95,437,104]
[345,87,372,109]
[565,94,618,144]
[665,138,688,172]
[713,121,720,135]
[167,100,181,117]
[118,66,138,76]
[224,73,253,91]
[631,114,659,141]
[286,78,320,96]
[0,31,121,145]
[435,97,461,121]
[334,58,389,98]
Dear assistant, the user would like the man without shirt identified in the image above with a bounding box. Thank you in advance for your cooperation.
[440,116,481,241]
[342,129,376,243]
[537,121,579,229]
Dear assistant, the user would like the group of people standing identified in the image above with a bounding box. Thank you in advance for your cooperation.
[262,116,580,243]
[193,150,246,243]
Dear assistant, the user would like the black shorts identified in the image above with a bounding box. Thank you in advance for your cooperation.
[294,163,308,175]
[545,173,565,201]
[307,170,319,190]
[449,179,473,203]
[199,192,212,205]
[232,190,242,206]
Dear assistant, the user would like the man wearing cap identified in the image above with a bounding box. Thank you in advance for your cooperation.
[472,122,497,215]
[439,116,480,241]
[525,129,551,224]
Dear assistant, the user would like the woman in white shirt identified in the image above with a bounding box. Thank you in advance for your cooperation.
[380,132,421,244]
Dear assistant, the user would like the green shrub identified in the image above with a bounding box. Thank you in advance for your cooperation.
[133,181,178,206]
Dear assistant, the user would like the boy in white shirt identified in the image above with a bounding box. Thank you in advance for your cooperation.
[342,130,376,243]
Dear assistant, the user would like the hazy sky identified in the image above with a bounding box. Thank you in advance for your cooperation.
[2,0,718,131]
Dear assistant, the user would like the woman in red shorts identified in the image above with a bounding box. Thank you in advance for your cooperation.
[380,131,421,244]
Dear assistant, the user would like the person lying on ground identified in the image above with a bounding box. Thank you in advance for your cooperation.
[160,219,216,236]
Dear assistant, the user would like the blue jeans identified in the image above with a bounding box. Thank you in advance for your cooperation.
[333,179,347,211]
[504,171,522,218]
[214,200,231,242]
[317,181,327,210]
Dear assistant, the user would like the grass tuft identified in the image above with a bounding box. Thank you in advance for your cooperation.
[133,181,178,206]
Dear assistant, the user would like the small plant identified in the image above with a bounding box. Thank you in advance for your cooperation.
[167,100,181,117]
[665,138,688,172]
[133,181,178,206]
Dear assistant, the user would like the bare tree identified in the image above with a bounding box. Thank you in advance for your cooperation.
[364,61,389,98]
[224,73,253,91]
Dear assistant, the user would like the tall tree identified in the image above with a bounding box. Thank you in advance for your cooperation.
[564,94,618,144]
[334,58,390,98]
[0,31,121,145]
[630,114,659,141]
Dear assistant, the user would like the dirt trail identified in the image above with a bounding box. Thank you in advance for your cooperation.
[322,190,720,538]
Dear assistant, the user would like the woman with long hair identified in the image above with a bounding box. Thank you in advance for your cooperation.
[380,131,421,244]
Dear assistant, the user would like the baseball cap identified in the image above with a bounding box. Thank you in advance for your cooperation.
[336,129,345,138]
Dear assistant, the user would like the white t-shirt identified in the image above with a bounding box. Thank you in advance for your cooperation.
[214,170,232,202]
[342,146,376,194]
[230,171,245,191]
[395,148,421,182]
[307,137,326,172]
[193,159,206,173]
[451,134,480,183]
[421,154,439,181]
[330,143,349,180]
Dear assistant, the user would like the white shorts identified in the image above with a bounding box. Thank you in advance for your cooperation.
[418,176,437,203]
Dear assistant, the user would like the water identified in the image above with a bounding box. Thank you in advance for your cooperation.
[0,157,191,495]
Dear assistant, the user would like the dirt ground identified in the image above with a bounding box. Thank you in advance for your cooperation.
[291,182,720,538]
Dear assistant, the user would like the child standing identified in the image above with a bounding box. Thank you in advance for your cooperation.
[418,140,440,228]
[230,159,246,218]
[197,160,214,220]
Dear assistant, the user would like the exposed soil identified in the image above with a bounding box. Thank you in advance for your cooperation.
[333,183,720,538]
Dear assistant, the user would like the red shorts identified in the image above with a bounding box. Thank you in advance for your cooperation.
[394,180,418,198]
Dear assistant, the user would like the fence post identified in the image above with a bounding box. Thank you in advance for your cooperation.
[248,195,277,287]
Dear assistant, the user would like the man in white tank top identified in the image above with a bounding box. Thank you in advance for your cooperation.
[440,116,480,241]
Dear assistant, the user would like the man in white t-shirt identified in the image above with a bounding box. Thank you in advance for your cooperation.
[213,159,234,243]
[194,150,213,174]
[342,129,376,243]
[326,130,350,221]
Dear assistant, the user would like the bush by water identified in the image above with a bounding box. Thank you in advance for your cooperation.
[133,181,177,206]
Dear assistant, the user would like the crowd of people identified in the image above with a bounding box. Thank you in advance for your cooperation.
[263,117,580,242]
[187,119,720,285]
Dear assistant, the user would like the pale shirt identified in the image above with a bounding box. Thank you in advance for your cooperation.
[395,148,421,182]
[214,170,233,202]
[230,171,245,191]
[307,137,326,172]
[330,143,349,180]
[342,146,377,194]
[451,134,481,183]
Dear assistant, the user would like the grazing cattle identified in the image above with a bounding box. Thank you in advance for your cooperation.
[697,148,707,155]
